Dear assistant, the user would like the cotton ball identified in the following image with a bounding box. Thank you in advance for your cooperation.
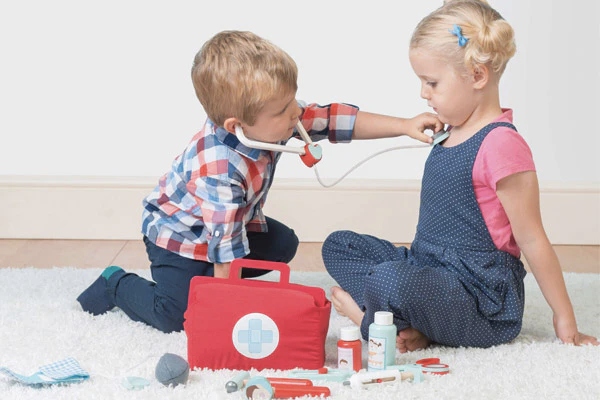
[155,353,190,387]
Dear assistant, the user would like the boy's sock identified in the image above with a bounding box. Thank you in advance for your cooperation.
[101,265,123,280]
[76,266,123,316]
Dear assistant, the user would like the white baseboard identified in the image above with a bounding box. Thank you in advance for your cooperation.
[0,175,598,245]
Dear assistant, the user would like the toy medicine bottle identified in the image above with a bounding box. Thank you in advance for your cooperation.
[337,326,362,372]
[367,311,397,371]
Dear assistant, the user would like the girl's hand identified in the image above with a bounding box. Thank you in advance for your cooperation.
[559,331,599,346]
[554,315,599,345]
[576,332,599,346]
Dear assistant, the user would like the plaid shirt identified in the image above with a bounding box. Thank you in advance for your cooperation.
[142,101,358,263]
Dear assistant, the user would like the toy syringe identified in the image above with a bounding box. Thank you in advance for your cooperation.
[343,369,417,389]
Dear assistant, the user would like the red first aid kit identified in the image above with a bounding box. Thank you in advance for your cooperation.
[184,259,331,371]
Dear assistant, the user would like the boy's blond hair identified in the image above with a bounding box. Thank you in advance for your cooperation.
[411,0,515,78]
[191,30,298,127]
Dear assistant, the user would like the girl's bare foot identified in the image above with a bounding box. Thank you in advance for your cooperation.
[396,327,430,353]
[330,286,364,326]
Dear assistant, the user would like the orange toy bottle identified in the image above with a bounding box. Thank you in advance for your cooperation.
[337,326,362,372]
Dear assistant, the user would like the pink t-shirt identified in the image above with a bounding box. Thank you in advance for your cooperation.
[472,109,536,257]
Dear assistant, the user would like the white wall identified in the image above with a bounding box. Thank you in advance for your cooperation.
[1,0,599,184]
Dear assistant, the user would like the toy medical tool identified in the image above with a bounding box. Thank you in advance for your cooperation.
[313,129,450,188]
[385,357,450,381]
[343,369,412,389]
[155,353,189,387]
[287,366,354,382]
[415,357,450,375]
[225,371,251,393]
[244,376,330,399]
[236,118,449,186]
[431,129,450,145]
[226,372,313,394]
[384,364,425,383]
[235,121,322,167]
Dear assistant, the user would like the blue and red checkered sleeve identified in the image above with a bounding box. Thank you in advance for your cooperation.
[298,102,359,143]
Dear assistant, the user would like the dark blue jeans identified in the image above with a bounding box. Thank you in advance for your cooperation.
[106,217,299,333]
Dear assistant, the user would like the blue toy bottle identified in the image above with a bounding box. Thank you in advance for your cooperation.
[367,311,397,371]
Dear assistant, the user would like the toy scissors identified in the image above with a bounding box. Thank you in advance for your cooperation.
[415,358,450,375]
[385,357,450,383]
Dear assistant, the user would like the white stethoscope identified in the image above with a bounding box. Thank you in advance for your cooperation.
[235,122,323,168]
[235,121,449,188]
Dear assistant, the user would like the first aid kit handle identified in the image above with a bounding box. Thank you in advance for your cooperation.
[229,259,291,283]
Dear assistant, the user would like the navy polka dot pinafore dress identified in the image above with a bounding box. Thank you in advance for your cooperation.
[322,122,527,348]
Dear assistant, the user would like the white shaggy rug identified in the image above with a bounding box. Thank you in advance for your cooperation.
[0,267,598,400]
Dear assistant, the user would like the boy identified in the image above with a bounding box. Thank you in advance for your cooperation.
[77,30,442,333]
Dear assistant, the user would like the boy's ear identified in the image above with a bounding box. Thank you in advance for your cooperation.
[223,117,242,134]
[472,64,489,89]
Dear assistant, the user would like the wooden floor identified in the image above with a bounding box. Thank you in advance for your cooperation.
[0,240,598,273]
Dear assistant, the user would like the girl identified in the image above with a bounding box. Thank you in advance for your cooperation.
[322,0,598,352]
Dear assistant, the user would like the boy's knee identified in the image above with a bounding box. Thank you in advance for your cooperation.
[277,229,299,263]
[154,316,184,334]
[287,230,300,262]
[151,300,186,333]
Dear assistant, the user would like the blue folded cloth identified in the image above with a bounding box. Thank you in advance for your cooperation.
[0,357,89,386]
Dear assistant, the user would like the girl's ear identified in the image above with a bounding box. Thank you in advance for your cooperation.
[223,117,242,134]
[472,64,489,89]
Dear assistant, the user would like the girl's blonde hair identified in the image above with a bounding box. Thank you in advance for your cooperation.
[191,31,298,126]
[411,0,515,78]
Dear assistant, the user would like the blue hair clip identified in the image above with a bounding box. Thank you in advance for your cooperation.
[450,24,469,47]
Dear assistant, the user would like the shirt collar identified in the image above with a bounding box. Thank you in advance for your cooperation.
[210,120,262,161]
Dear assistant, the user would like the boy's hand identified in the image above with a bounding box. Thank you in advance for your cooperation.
[352,110,444,141]
[214,262,232,278]
[405,112,445,144]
